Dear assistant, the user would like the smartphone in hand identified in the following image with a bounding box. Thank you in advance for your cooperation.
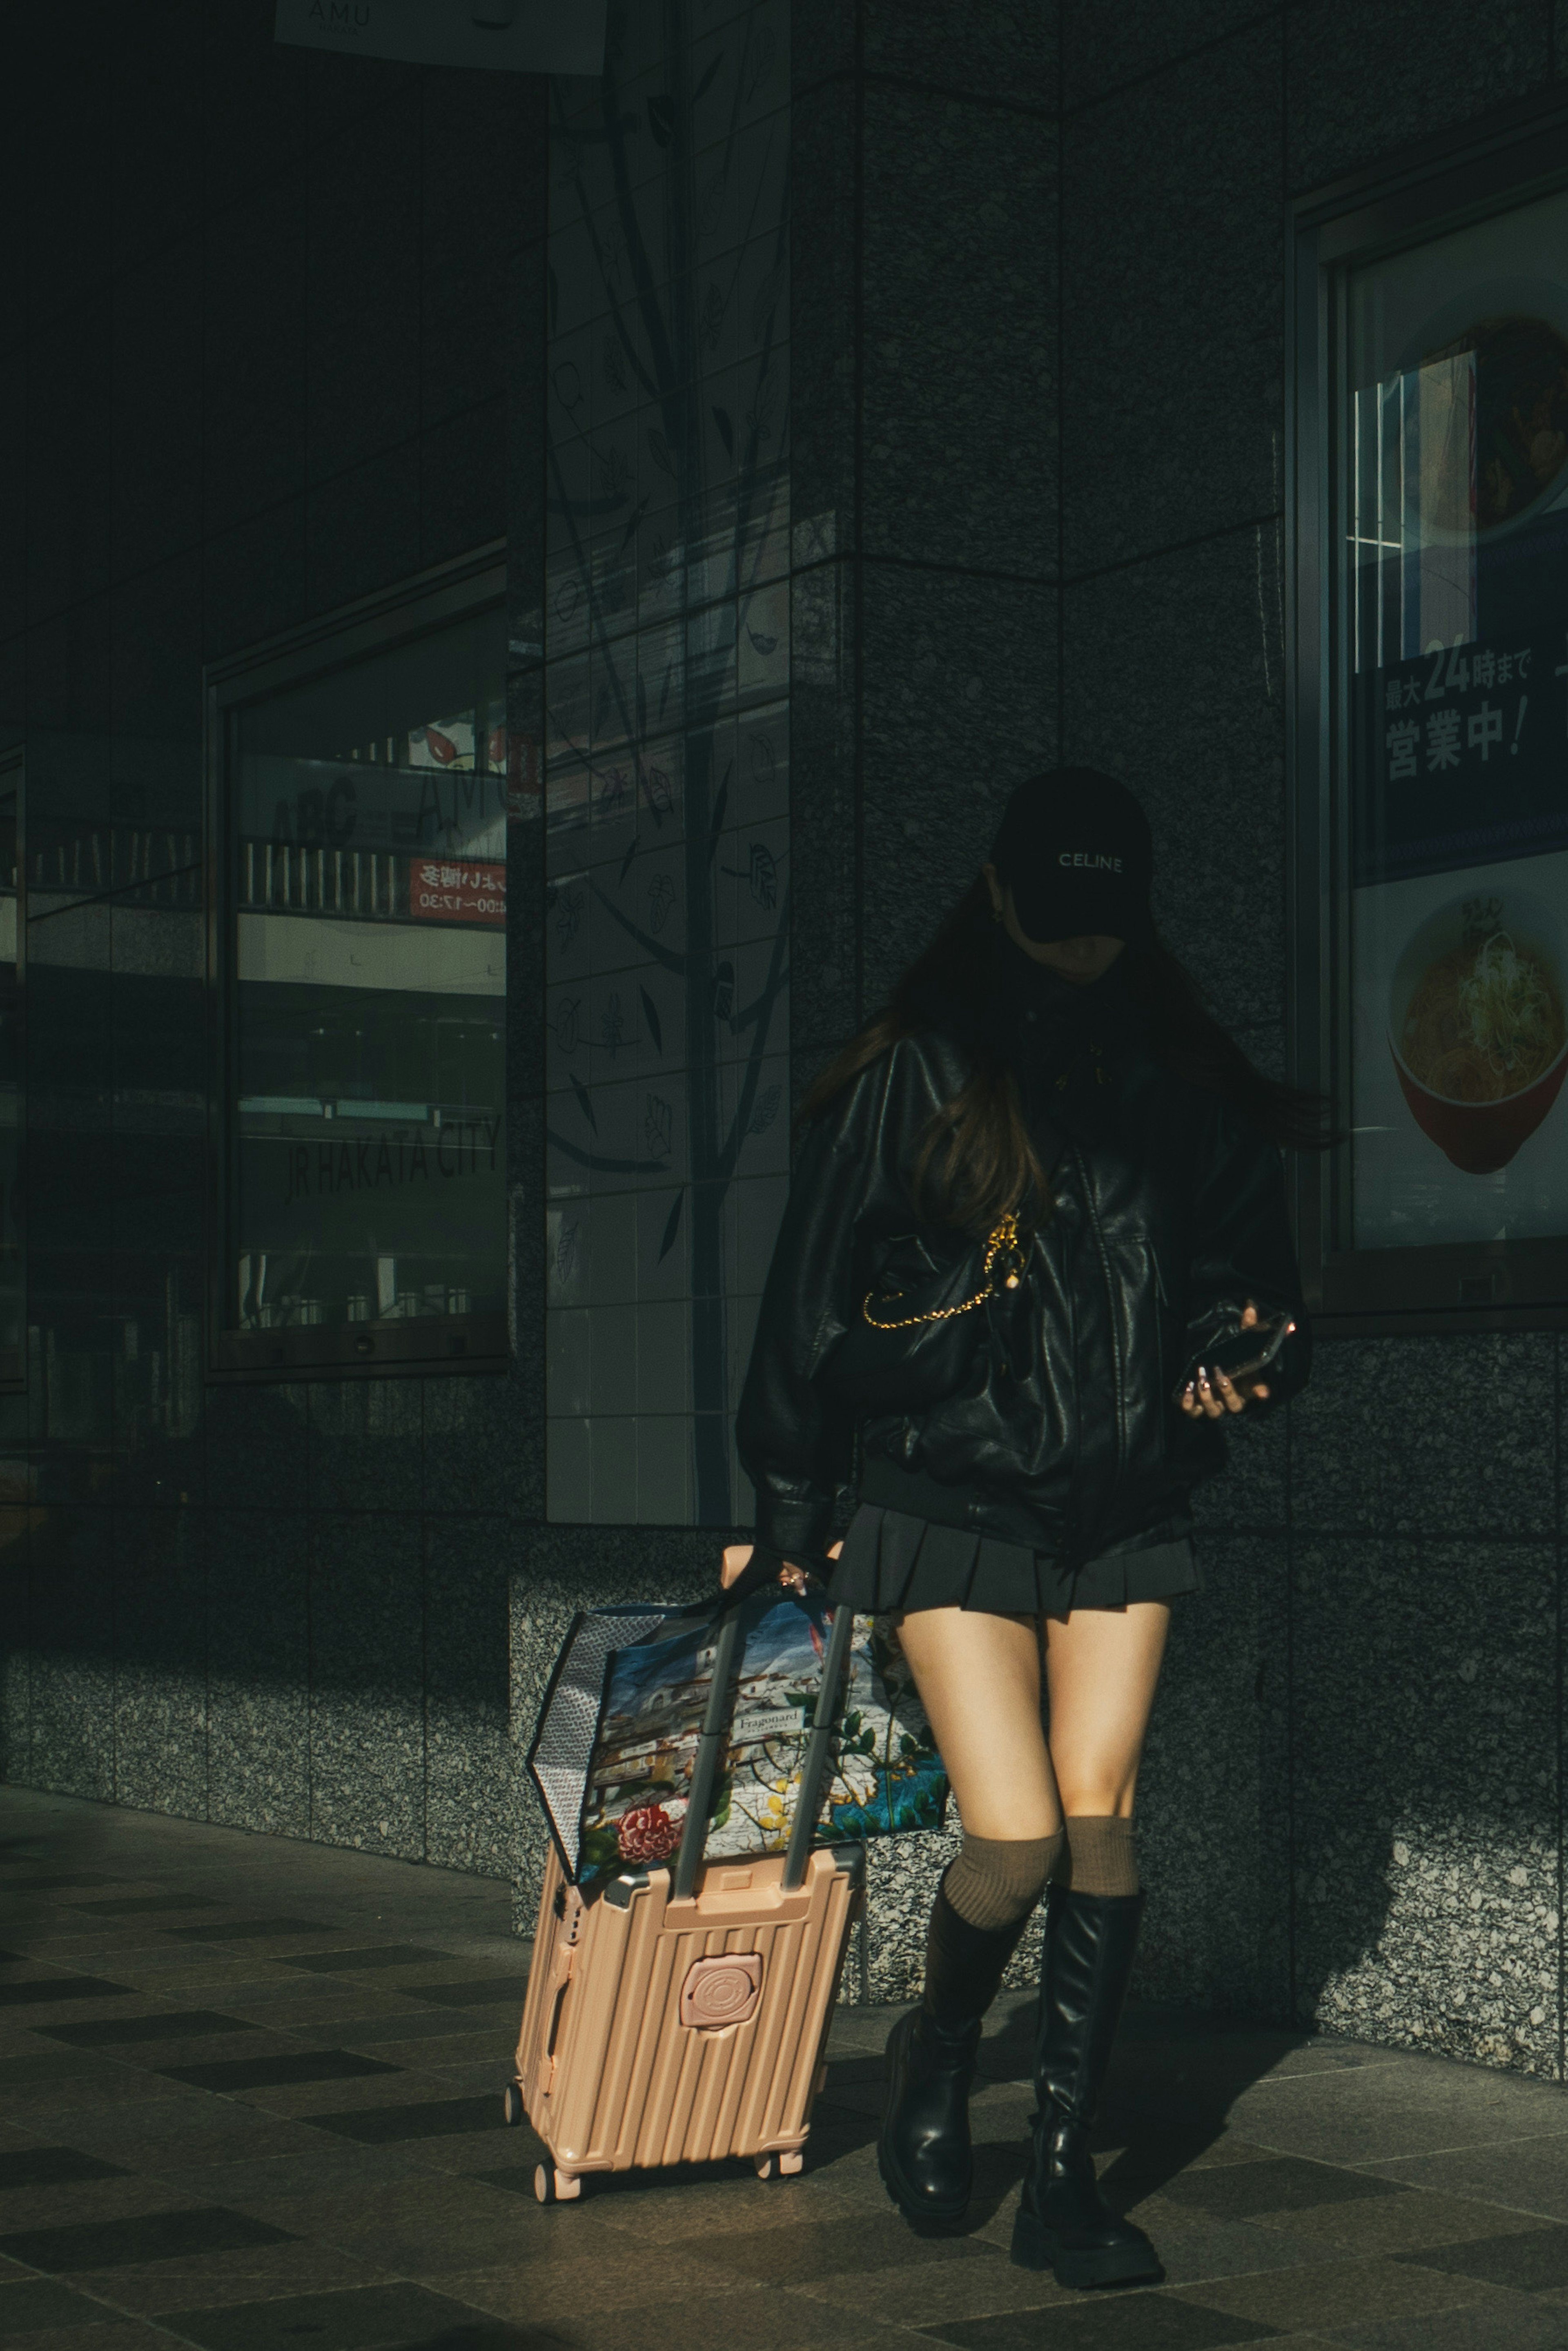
[1177,1312,1293,1403]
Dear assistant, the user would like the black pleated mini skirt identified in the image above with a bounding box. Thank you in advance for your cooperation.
[824,1502,1201,1619]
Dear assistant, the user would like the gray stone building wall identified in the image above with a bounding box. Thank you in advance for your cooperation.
[3,0,1565,2086]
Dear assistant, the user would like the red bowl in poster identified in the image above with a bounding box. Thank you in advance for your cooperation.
[1388,889,1568,1173]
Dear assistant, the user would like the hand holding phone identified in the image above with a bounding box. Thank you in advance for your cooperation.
[1177,1305,1294,1418]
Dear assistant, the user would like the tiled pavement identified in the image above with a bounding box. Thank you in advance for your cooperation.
[3,1794,1568,2350]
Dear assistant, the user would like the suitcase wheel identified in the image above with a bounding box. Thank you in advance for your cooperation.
[754,2154,777,2180]
[755,2149,804,2181]
[501,2084,525,2128]
[535,2164,581,2205]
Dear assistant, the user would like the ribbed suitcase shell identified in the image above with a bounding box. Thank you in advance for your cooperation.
[514,1838,862,2195]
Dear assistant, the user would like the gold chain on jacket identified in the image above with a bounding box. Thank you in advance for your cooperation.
[861,1213,1026,1331]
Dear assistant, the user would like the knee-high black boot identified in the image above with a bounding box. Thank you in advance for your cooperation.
[878,1881,1030,2232]
[1011,1886,1163,2289]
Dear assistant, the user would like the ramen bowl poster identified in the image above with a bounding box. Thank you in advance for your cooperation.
[1352,849,1568,1247]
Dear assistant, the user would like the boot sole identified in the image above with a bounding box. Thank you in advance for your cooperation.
[875,2139,969,2235]
[1010,2206,1164,2289]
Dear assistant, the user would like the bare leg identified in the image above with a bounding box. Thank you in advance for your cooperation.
[893,1599,1169,1833]
[1042,1600,1170,1820]
[878,1606,1060,2232]
[893,1606,1062,1841]
[1013,1601,1171,2291]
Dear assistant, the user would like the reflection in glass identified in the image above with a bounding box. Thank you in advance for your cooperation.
[0,780,21,1385]
[1349,352,1477,674]
[227,611,508,1344]
[543,3,792,1525]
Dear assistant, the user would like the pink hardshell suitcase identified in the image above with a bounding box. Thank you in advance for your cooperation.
[504,1592,864,2204]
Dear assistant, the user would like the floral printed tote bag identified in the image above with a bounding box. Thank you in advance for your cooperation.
[527,1587,948,1890]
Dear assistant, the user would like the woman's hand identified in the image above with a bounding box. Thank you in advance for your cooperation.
[1178,1301,1292,1420]
[721,1541,844,1595]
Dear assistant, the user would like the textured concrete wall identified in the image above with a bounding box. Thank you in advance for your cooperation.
[790,1,1059,1066]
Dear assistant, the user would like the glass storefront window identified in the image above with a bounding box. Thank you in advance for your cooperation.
[0,761,22,1388]
[1294,110,1568,1323]
[212,583,510,1374]
[1345,187,1568,1256]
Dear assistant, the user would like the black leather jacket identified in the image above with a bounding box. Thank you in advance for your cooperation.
[736,962,1310,1562]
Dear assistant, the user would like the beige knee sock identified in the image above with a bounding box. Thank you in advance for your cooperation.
[1063,1814,1139,1896]
[943,1830,1065,1931]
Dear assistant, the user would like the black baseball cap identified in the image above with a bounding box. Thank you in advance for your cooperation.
[988,767,1154,949]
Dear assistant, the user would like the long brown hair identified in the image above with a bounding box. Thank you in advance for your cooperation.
[802,877,1332,1236]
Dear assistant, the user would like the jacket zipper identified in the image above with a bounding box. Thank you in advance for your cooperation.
[1077,1147,1127,1491]
[1062,1217,1080,1533]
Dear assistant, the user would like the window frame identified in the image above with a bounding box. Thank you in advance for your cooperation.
[204,543,510,1382]
[1288,87,1568,1337]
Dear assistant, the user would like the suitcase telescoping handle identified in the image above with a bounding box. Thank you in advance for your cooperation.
[672,1606,744,1900]
[672,1570,855,1900]
[780,1597,856,1891]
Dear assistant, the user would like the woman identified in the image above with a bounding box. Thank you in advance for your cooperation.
[726,767,1317,2291]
